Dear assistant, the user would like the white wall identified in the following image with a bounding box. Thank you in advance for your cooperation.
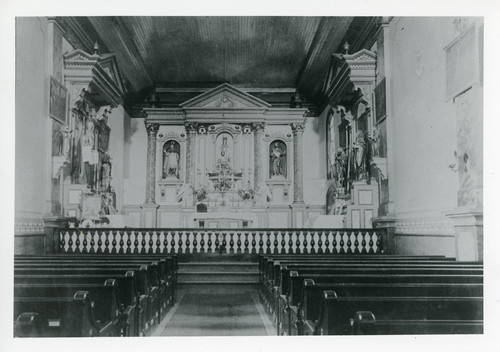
[303,115,327,206]
[389,17,460,218]
[15,17,49,220]
[123,118,147,205]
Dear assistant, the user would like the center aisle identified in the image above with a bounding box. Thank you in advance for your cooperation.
[154,285,274,336]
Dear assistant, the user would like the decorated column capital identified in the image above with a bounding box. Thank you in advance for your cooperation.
[291,122,305,135]
[185,122,198,134]
[252,122,266,132]
[145,122,160,135]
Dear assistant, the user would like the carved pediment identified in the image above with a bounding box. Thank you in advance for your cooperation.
[64,49,126,107]
[180,83,271,109]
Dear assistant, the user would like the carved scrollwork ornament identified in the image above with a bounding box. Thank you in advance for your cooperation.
[243,125,252,134]
[185,122,198,134]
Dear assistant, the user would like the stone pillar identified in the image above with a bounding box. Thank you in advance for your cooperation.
[185,122,197,185]
[252,122,265,204]
[291,122,305,203]
[145,122,159,204]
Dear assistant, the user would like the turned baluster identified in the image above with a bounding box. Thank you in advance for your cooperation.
[200,232,205,253]
[75,231,81,254]
[229,232,235,253]
[244,232,249,254]
[368,231,375,254]
[339,232,345,254]
[302,231,309,254]
[273,232,279,254]
[251,232,257,254]
[118,231,124,254]
[332,231,338,254]
[81,231,88,254]
[67,231,74,253]
[280,231,286,254]
[258,232,264,254]
[156,231,161,254]
[126,231,132,254]
[288,231,293,254]
[139,231,146,254]
[236,232,242,254]
[192,231,198,254]
[111,231,117,254]
[170,231,176,254]
[361,231,367,254]
[310,231,316,254]
[207,232,213,253]
[185,231,191,254]
[96,230,103,254]
[147,231,153,254]
[222,233,228,254]
[60,231,66,253]
[162,231,168,254]
[376,231,383,254]
[324,230,330,254]
[295,231,301,254]
[353,232,360,254]
[178,231,184,254]
[265,232,271,254]
[131,231,138,254]
[215,232,220,253]
[104,231,110,254]
[317,231,323,254]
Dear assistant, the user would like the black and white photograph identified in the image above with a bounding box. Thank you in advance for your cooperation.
[1,1,499,352]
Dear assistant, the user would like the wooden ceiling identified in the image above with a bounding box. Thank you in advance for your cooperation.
[81,16,379,110]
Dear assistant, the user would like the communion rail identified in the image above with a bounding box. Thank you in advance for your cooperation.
[59,228,385,255]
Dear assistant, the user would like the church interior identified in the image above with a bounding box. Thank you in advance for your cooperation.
[10,15,487,341]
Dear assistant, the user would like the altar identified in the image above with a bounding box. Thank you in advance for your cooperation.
[191,212,257,228]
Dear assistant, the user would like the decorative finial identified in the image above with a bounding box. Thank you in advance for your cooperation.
[93,42,100,55]
[343,41,350,55]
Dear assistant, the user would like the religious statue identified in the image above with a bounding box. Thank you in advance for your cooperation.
[353,130,370,183]
[163,141,180,178]
[334,148,348,191]
[82,117,97,190]
[270,142,286,177]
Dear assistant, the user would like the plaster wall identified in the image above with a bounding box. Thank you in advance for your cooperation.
[303,115,327,206]
[123,118,147,205]
[15,17,49,220]
[389,17,460,219]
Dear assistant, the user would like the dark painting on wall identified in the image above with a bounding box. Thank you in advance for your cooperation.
[374,78,386,123]
[49,77,68,124]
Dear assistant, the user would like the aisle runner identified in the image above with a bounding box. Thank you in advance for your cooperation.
[160,293,268,336]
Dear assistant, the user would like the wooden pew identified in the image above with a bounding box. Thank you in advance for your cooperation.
[349,311,483,335]
[14,291,105,337]
[14,272,144,336]
[14,260,173,319]
[295,280,483,335]
[281,272,482,336]
[306,292,483,335]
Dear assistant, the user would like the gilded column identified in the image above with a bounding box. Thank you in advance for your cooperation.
[291,122,305,203]
[252,122,265,201]
[145,122,159,203]
[185,122,197,185]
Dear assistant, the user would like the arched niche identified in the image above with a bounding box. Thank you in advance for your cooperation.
[163,140,181,179]
[215,132,234,169]
[269,139,287,178]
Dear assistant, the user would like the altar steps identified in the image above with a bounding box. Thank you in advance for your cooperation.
[178,262,259,285]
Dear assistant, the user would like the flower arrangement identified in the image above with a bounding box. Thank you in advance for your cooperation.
[194,186,208,201]
[238,188,255,201]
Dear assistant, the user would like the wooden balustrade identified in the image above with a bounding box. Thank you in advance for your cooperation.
[59,228,385,255]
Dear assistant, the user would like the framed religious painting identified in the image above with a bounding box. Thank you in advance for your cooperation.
[49,76,68,124]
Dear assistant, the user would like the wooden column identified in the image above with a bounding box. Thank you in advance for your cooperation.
[185,122,197,185]
[291,122,305,203]
[252,122,265,203]
[145,122,159,204]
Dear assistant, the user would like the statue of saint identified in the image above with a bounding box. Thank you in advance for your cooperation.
[353,131,368,182]
[164,141,180,178]
[270,142,286,177]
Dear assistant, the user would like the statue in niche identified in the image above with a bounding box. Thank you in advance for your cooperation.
[353,130,371,183]
[334,148,348,191]
[163,141,180,179]
[82,116,98,190]
[270,141,287,178]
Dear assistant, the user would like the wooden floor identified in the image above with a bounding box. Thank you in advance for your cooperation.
[153,284,274,336]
